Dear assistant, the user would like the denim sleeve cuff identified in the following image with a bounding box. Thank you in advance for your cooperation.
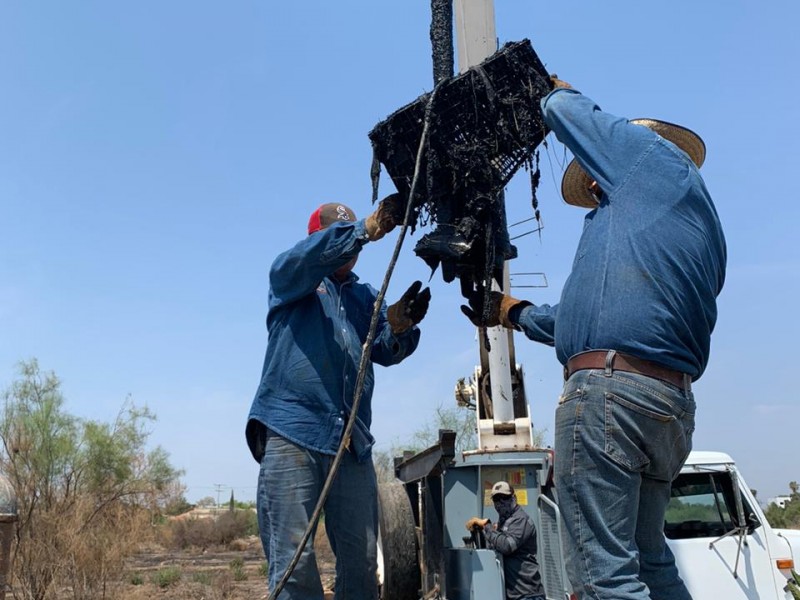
[509,301,534,328]
[354,219,370,244]
[541,86,581,110]
[390,326,420,356]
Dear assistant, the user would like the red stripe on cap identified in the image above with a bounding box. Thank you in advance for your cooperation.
[307,207,323,234]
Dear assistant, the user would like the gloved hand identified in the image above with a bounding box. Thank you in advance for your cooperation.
[461,290,527,329]
[465,517,489,531]
[365,193,405,241]
[387,280,431,334]
[549,74,572,90]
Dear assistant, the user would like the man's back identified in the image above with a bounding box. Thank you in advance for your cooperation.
[541,88,727,377]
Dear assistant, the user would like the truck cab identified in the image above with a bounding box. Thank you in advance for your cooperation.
[666,451,799,599]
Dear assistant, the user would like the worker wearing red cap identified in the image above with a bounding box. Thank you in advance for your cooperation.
[246,194,430,600]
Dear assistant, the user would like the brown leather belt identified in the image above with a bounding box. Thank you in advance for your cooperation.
[564,350,691,391]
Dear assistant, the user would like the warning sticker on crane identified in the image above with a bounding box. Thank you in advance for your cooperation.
[482,467,529,506]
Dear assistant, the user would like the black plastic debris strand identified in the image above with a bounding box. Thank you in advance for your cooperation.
[368,39,552,296]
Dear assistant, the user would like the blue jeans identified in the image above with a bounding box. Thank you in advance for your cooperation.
[257,431,378,600]
[554,365,695,600]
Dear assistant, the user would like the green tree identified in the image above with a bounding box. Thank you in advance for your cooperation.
[162,494,194,517]
[408,405,478,455]
[374,403,547,483]
[0,359,185,599]
[764,481,800,530]
[787,569,800,600]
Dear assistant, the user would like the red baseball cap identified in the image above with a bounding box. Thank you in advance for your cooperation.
[307,203,357,235]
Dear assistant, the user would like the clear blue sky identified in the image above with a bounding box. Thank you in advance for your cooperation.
[2,1,798,504]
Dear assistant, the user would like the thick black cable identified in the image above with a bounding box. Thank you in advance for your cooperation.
[267,82,443,600]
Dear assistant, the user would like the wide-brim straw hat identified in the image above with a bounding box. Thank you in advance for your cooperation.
[561,119,706,208]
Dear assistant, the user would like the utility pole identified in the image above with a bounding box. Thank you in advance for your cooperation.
[453,0,518,434]
[213,483,225,511]
[454,0,497,73]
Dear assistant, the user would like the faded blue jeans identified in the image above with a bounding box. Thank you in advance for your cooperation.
[257,431,378,600]
[554,363,695,600]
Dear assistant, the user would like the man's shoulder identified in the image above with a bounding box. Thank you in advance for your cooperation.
[508,506,535,527]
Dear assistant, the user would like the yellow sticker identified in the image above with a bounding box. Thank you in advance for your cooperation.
[482,468,529,506]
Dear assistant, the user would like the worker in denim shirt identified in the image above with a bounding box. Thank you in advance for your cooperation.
[247,198,430,600]
[462,77,726,600]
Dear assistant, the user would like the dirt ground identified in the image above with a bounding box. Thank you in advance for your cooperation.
[119,531,336,600]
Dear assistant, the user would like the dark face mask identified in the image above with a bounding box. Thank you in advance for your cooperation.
[494,496,516,519]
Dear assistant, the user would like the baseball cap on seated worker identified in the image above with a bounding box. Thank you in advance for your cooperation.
[307,203,357,235]
[490,481,514,498]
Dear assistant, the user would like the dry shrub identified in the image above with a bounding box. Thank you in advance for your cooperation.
[216,510,258,546]
[211,570,234,598]
[227,537,251,552]
[161,510,258,551]
[13,496,152,600]
[1,360,185,600]
[161,516,216,550]
[151,566,182,589]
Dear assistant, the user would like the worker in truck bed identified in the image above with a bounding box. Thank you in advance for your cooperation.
[466,480,545,600]
[462,76,726,600]
[246,198,430,600]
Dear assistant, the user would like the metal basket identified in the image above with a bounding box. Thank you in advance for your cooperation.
[368,39,552,290]
[369,39,552,218]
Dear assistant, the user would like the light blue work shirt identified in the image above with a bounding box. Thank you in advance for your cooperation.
[516,88,726,380]
[246,219,420,462]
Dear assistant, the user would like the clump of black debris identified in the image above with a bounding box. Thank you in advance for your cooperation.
[369,39,552,305]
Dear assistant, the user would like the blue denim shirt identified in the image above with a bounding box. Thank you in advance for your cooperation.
[246,219,420,462]
[516,88,726,380]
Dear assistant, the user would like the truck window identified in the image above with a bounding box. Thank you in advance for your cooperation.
[664,471,760,540]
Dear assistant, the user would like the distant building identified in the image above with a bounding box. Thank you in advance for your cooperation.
[768,495,793,509]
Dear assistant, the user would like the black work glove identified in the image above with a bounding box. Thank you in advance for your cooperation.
[461,290,526,329]
[387,280,431,334]
[365,193,406,241]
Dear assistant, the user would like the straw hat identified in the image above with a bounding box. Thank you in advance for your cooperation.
[561,119,706,208]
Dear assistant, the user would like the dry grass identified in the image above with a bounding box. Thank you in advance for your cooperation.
[8,508,336,599]
[97,523,334,600]
[12,497,154,600]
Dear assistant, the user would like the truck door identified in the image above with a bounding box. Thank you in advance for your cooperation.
[664,469,784,599]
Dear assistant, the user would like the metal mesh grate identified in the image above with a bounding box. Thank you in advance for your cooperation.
[368,39,552,291]
[369,39,551,221]
[538,496,567,600]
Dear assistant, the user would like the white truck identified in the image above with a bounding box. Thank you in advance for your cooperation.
[380,443,800,600]
[379,360,800,600]
[665,450,800,600]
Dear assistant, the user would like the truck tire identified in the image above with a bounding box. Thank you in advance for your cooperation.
[377,482,419,600]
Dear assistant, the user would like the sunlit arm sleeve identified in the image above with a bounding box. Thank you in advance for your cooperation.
[269,220,369,308]
[484,515,535,556]
[514,303,557,347]
[540,88,658,197]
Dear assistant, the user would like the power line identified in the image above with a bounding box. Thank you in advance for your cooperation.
[213,483,226,508]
